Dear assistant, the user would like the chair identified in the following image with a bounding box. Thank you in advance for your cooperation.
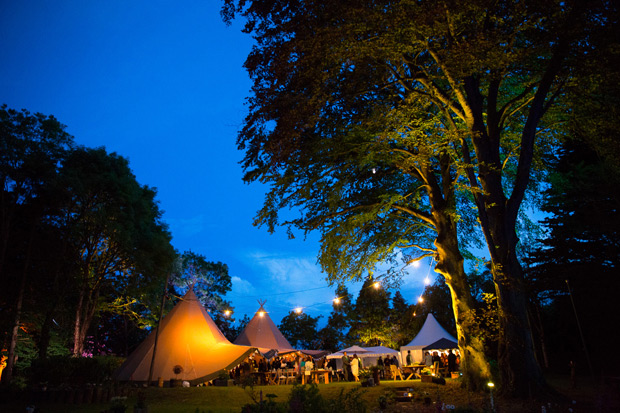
[277,369,288,385]
[390,364,404,380]
[286,368,297,384]
[432,361,440,377]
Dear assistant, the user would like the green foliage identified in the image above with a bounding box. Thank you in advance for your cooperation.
[278,311,322,349]
[54,147,175,355]
[349,278,393,347]
[29,355,124,386]
[240,384,368,413]
[287,383,325,412]
[170,250,238,338]
[324,386,368,413]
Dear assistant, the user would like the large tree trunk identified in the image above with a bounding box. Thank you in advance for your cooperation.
[433,211,492,391]
[493,240,545,397]
[72,284,100,357]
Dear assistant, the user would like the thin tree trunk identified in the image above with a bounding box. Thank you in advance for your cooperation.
[532,302,549,369]
[73,287,85,357]
[3,220,35,383]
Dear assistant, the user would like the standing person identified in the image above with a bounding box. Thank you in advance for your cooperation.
[447,349,457,373]
[351,354,360,382]
[304,357,314,384]
[391,355,399,367]
[341,351,351,381]
[377,355,385,378]
[424,351,433,366]
[406,350,413,366]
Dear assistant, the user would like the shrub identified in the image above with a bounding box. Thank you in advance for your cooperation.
[29,355,124,386]
[288,384,325,412]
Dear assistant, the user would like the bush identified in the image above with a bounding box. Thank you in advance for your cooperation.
[29,355,124,386]
[240,384,368,413]
[288,384,325,412]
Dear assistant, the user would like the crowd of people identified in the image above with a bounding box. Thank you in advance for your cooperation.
[423,349,460,372]
[226,347,460,384]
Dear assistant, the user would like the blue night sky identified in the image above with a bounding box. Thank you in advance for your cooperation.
[1,1,437,326]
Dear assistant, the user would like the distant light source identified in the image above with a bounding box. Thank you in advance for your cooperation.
[295,307,303,314]
[487,382,494,388]
[333,297,340,304]
[372,168,376,174]
[373,281,380,289]
[258,311,265,317]
[224,310,231,317]
[424,276,431,285]
[411,261,420,268]
[418,296,424,303]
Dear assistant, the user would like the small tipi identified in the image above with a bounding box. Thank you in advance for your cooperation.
[114,289,255,385]
[399,313,458,364]
[234,301,296,353]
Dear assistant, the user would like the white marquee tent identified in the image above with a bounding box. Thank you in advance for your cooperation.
[326,345,402,369]
[399,313,458,365]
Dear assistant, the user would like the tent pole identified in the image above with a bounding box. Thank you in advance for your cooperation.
[148,271,171,385]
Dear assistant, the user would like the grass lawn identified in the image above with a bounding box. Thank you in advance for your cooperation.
[1,375,617,412]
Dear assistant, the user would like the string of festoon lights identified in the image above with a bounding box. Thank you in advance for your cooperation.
[221,256,437,318]
[411,256,435,317]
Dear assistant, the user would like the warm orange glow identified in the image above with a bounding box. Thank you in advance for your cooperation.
[258,311,265,317]
[295,307,303,314]
[333,297,340,304]
[373,281,380,289]
[224,310,231,317]
[418,296,424,303]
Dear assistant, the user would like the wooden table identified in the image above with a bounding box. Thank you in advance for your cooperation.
[251,371,278,385]
[301,369,330,384]
[402,364,425,380]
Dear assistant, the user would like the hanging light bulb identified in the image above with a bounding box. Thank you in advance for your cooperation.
[418,296,424,303]
[258,311,265,317]
[224,310,231,317]
[295,307,303,314]
[373,281,380,289]
[333,297,340,304]
[424,276,431,285]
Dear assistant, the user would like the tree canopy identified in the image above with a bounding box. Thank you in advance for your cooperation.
[223,0,613,396]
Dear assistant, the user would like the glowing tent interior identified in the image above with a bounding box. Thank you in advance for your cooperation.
[114,289,255,385]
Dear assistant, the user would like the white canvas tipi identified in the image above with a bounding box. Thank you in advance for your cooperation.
[234,301,296,353]
[114,290,255,384]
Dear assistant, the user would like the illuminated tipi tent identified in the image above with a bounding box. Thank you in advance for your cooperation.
[234,300,296,354]
[399,313,458,364]
[114,289,255,385]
